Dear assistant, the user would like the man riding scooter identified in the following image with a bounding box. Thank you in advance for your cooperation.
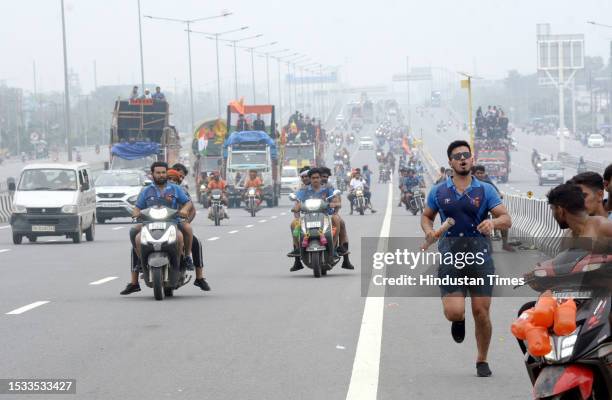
[348,169,377,214]
[400,168,422,208]
[121,162,210,295]
[207,171,229,219]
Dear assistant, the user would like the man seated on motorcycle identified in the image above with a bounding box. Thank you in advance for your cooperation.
[386,151,396,172]
[348,169,376,214]
[288,168,343,271]
[577,156,587,174]
[299,166,311,189]
[167,165,210,290]
[362,165,372,187]
[319,167,355,270]
[121,161,208,295]
[207,171,229,219]
[400,168,421,208]
[243,169,263,207]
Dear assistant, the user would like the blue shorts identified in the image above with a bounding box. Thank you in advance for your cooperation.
[437,258,495,297]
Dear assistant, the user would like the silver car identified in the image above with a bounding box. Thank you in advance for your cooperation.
[95,169,149,223]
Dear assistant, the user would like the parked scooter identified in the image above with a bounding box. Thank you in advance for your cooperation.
[514,249,612,399]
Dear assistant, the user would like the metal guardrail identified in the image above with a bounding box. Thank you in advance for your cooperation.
[557,152,606,174]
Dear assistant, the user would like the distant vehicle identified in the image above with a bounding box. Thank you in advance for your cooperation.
[94,169,149,224]
[281,166,300,194]
[430,91,441,107]
[10,162,96,244]
[587,133,605,148]
[358,136,374,150]
[556,128,570,139]
[538,161,564,186]
[336,114,344,122]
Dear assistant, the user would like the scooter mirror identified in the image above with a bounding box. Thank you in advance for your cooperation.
[288,193,298,201]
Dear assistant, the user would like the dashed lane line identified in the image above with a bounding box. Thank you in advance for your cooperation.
[207,237,220,241]
[228,230,239,234]
[0,249,11,254]
[245,224,254,228]
[89,276,118,285]
[6,301,50,315]
[112,226,125,231]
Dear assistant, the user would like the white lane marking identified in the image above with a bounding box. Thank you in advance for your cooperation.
[0,225,10,230]
[346,178,393,400]
[245,224,254,228]
[6,301,50,315]
[271,216,277,219]
[228,230,239,234]
[0,249,11,254]
[207,237,220,241]
[47,239,58,242]
[280,212,287,216]
[258,219,267,223]
[89,276,118,285]
[112,226,125,231]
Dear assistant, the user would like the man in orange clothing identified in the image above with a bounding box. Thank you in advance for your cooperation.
[207,171,229,219]
[243,169,263,206]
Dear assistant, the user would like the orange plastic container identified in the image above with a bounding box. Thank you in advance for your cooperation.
[553,299,577,336]
[532,291,557,328]
[511,308,535,340]
[525,324,552,356]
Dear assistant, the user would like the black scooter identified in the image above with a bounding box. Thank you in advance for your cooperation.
[516,249,612,399]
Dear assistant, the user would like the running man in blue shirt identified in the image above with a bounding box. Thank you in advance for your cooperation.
[421,140,511,378]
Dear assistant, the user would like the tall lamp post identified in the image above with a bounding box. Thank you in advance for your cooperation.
[587,21,612,131]
[211,34,263,99]
[60,0,72,161]
[189,26,249,116]
[257,48,289,104]
[233,42,278,103]
[459,72,478,150]
[144,11,231,134]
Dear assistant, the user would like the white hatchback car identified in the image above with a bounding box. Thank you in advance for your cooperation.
[587,133,605,148]
[281,166,300,194]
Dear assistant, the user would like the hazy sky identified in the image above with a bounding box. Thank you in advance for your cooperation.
[2,0,612,94]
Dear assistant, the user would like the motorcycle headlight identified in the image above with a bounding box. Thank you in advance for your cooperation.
[248,188,256,195]
[162,225,177,244]
[61,204,78,214]
[200,184,207,191]
[12,204,27,214]
[304,199,323,211]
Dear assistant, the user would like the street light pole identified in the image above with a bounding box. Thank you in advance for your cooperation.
[137,0,145,94]
[60,0,72,161]
[250,48,256,103]
[144,12,231,135]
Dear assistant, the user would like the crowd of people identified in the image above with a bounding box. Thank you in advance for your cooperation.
[285,111,325,143]
[475,105,509,139]
[129,85,166,102]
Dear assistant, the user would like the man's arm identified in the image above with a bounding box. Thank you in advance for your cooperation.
[421,207,437,242]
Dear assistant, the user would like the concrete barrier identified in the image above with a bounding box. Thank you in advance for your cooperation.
[0,192,12,223]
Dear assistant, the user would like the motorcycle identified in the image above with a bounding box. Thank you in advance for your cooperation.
[379,166,390,183]
[347,134,355,146]
[209,189,225,226]
[245,187,259,217]
[289,190,342,277]
[199,186,210,208]
[407,188,425,215]
[335,137,343,148]
[577,163,588,174]
[342,153,351,169]
[137,206,189,300]
[352,188,367,215]
[336,175,347,193]
[515,249,612,399]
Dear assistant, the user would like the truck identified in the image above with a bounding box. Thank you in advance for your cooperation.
[283,142,316,169]
[192,118,227,204]
[430,91,441,107]
[223,131,279,208]
[474,105,511,182]
[109,98,180,171]
[223,102,280,208]
[362,100,374,123]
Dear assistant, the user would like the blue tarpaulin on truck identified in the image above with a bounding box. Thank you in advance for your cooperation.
[111,142,160,160]
[223,130,277,160]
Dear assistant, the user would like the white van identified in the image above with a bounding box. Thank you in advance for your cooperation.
[10,163,96,244]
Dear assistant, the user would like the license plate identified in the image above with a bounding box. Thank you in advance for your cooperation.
[32,225,55,232]
[99,203,121,208]
[148,222,167,230]
[552,290,592,299]
[306,221,321,229]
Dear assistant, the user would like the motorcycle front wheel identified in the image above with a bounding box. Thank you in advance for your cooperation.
[152,267,164,301]
[311,252,322,278]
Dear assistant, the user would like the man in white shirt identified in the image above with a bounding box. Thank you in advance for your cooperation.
[347,170,376,214]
